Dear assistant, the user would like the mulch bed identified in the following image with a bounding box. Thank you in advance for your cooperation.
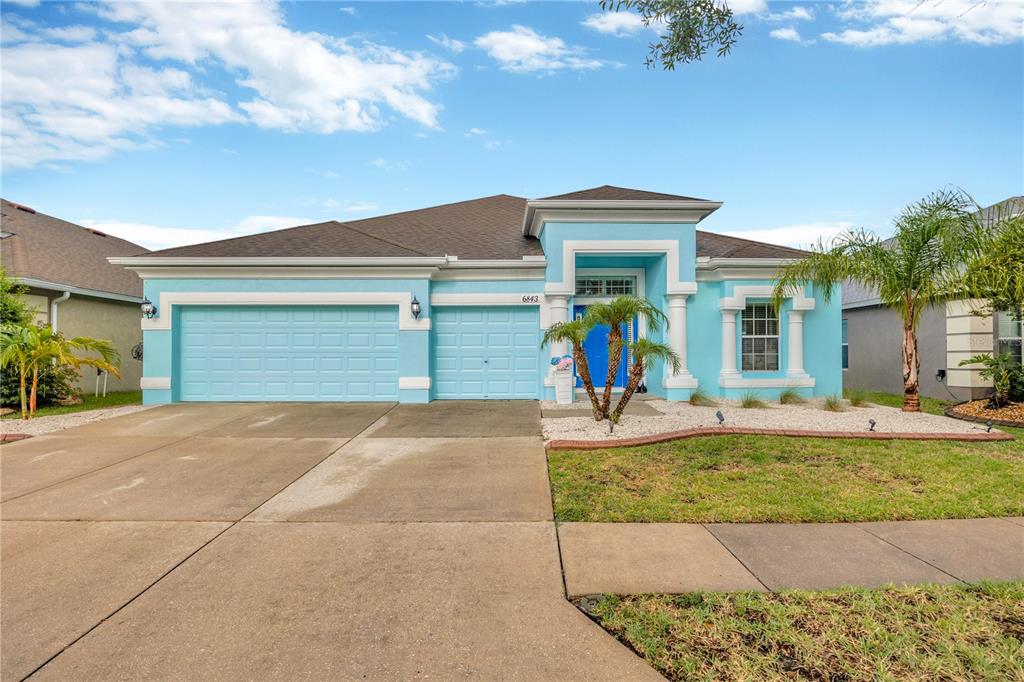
[946,400,1024,428]
[546,425,1013,451]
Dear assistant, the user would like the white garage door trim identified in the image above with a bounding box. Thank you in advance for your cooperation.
[142,291,430,331]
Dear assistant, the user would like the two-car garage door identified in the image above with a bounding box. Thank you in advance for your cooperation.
[178,305,400,401]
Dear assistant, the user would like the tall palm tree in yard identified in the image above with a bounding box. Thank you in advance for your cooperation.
[584,296,670,419]
[772,190,979,412]
[542,318,603,420]
[610,338,680,424]
[0,324,121,418]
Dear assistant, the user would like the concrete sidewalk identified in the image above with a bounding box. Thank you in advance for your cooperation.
[558,517,1024,597]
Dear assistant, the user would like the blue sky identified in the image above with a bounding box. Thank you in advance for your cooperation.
[1,0,1021,251]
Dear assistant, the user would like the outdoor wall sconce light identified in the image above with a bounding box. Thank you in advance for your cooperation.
[868,418,876,432]
[140,298,157,319]
[716,410,725,426]
[410,296,422,320]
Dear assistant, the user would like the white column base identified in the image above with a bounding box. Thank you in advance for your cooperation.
[663,372,698,389]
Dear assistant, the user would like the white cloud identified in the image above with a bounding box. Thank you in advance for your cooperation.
[3,0,40,7]
[427,33,466,53]
[770,27,805,43]
[368,158,410,171]
[79,215,312,250]
[722,0,768,15]
[1,41,239,169]
[2,1,456,170]
[321,199,379,213]
[725,222,855,249]
[338,6,357,16]
[474,25,604,73]
[582,12,648,37]
[823,0,1024,47]
[465,127,488,136]
[767,6,814,22]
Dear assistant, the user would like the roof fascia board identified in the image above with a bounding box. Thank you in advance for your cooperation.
[17,277,144,303]
[109,256,451,267]
[522,200,723,236]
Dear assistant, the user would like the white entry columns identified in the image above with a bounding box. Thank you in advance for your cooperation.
[547,293,570,362]
[664,293,698,388]
[720,309,740,378]
[786,310,808,378]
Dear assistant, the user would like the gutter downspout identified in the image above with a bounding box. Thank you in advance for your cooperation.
[50,291,71,332]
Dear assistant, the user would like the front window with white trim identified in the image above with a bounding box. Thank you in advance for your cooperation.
[997,311,1022,363]
[575,276,636,297]
[741,303,779,371]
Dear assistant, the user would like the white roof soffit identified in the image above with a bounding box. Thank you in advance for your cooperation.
[522,199,723,236]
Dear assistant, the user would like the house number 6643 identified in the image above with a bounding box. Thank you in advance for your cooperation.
[521,295,539,303]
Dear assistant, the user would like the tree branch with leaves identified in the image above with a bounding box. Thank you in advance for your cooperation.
[599,0,744,69]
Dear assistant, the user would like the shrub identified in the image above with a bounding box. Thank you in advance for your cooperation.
[0,362,79,409]
[689,387,717,407]
[960,352,1021,408]
[823,394,846,412]
[739,391,767,408]
[778,387,806,405]
[844,389,869,407]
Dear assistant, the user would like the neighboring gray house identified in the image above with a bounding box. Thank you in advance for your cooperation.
[0,199,149,393]
[842,197,1023,401]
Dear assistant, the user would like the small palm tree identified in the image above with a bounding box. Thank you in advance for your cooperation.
[542,318,603,420]
[0,324,121,418]
[1,325,35,419]
[584,295,670,419]
[772,190,978,412]
[609,338,680,423]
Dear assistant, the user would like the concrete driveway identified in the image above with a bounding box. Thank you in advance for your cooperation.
[1,402,659,681]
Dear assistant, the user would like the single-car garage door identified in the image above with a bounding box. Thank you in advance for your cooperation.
[432,306,539,399]
[178,305,400,401]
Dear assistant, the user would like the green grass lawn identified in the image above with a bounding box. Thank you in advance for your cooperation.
[1,390,142,420]
[584,583,1024,682]
[548,433,1024,522]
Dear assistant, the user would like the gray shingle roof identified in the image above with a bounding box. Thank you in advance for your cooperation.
[540,185,709,201]
[139,189,804,261]
[0,199,148,298]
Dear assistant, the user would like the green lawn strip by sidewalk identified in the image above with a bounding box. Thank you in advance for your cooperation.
[583,583,1024,682]
[548,434,1024,523]
[1,390,142,420]
[848,389,952,417]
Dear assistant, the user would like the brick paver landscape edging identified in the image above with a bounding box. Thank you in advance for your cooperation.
[546,426,1013,450]
[0,433,32,443]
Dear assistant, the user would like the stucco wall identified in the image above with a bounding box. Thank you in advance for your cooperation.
[55,295,143,393]
[842,304,988,401]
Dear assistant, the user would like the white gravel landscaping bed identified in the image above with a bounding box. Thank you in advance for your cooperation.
[541,398,997,441]
[1,404,153,437]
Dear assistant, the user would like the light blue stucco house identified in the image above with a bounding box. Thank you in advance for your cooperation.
[111,186,841,405]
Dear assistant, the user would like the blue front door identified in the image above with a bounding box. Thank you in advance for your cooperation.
[574,306,631,389]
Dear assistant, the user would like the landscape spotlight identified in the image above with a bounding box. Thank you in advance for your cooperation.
[868,418,876,432]
[986,420,994,433]
[716,410,725,426]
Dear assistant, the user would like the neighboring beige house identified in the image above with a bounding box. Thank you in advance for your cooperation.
[0,199,148,393]
[842,197,1023,401]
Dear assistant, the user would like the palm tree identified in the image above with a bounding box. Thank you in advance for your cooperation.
[542,318,603,420]
[609,338,680,424]
[0,324,121,418]
[1,325,35,419]
[583,296,669,419]
[771,189,978,412]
